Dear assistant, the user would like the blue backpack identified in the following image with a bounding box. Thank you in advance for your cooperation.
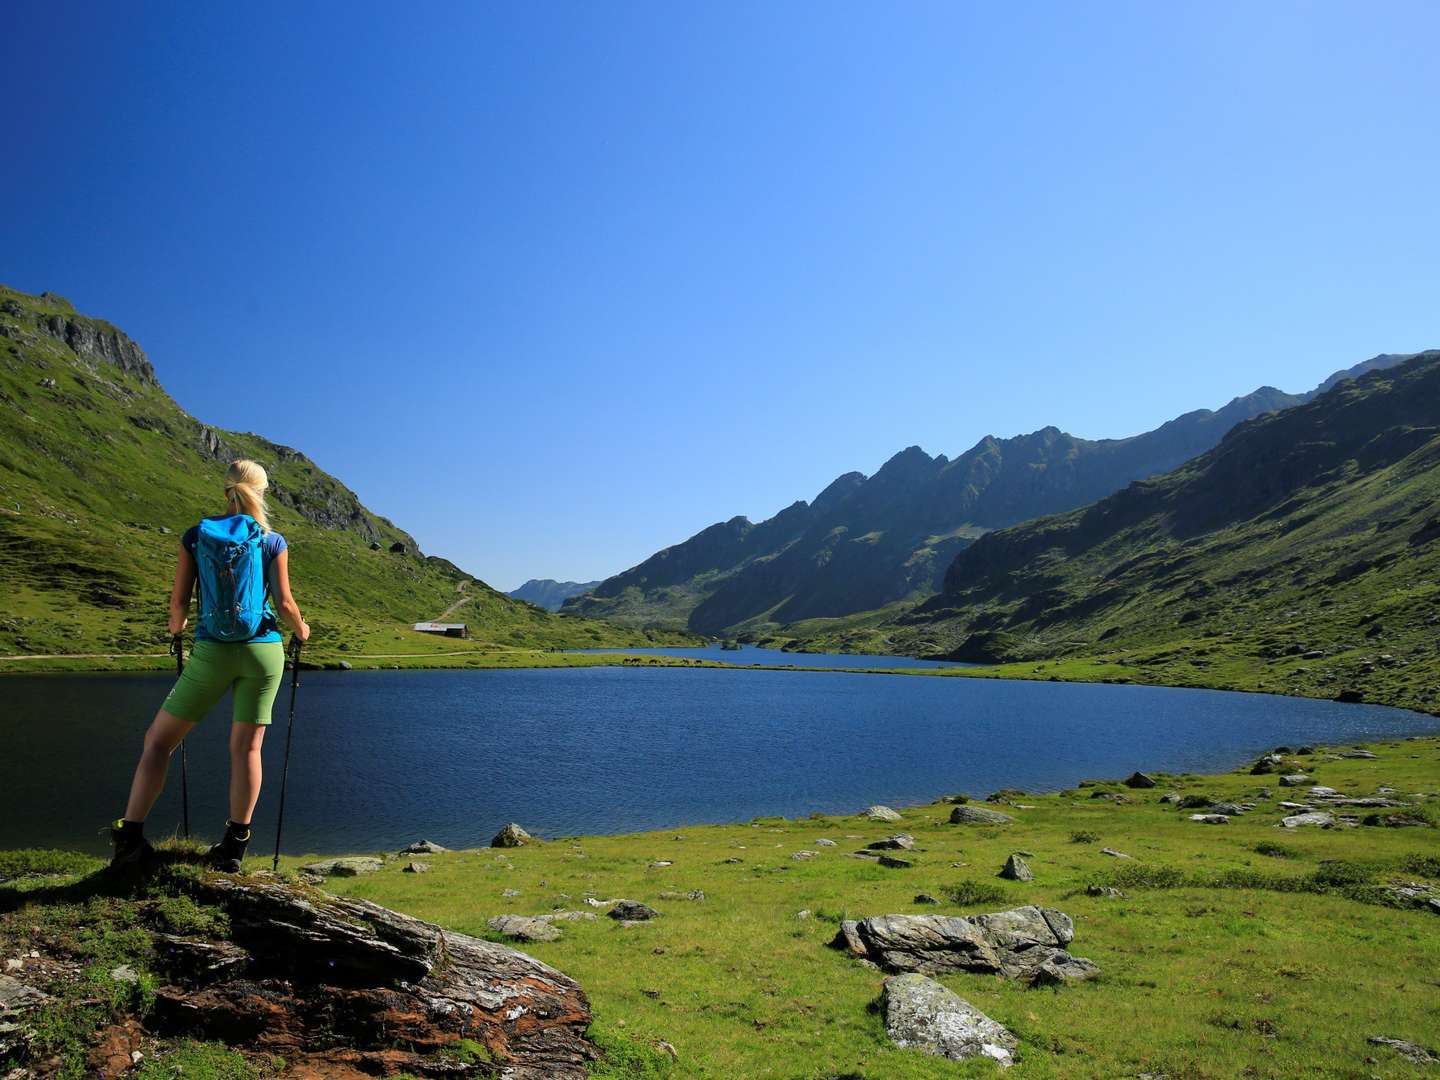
[195,515,268,641]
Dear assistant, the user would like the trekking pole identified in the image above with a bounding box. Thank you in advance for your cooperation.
[273,635,303,872]
[171,634,191,840]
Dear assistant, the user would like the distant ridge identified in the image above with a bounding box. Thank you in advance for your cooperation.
[566,352,1419,635]
[508,578,603,612]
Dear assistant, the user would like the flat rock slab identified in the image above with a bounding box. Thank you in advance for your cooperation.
[949,805,1014,825]
[867,834,915,850]
[300,857,384,877]
[1189,814,1230,824]
[882,972,1016,1067]
[1280,811,1336,828]
[831,905,1096,984]
[177,872,595,1078]
[1278,774,1315,786]
[489,914,562,943]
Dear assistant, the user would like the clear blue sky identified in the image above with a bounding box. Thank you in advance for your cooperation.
[3,2,1436,590]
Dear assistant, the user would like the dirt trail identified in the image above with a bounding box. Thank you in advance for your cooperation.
[433,579,472,622]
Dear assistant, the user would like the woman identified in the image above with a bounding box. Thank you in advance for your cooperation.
[110,459,310,871]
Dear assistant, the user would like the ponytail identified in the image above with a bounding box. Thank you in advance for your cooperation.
[224,459,271,533]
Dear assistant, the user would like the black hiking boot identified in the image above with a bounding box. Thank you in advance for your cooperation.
[206,821,252,873]
[107,819,155,871]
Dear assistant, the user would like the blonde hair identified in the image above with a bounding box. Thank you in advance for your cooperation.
[225,459,271,532]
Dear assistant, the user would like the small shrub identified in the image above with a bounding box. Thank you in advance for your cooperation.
[133,1041,258,1080]
[585,1024,676,1079]
[941,880,1008,906]
[1307,860,1375,888]
[1400,853,1440,878]
[1253,841,1296,859]
[1070,830,1101,844]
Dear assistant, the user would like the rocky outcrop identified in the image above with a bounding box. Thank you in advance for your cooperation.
[830,905,1097,985]
[155,873,596,1078]
[36,312,157,384]
[881,973,1017,1066]
[492,824,534,848]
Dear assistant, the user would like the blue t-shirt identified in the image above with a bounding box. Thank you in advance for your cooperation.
[181,516,289,643]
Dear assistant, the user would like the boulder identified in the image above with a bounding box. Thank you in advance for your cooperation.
[1278,774,1314,787]
[606,900,658,921]
[1084,885,1124,898]
[165,873,595,1077]
[1123,771,1157,789]
[300,857,384,878]
[1250,753,1284,774]
[913,893,941,905]
[1280,811,1336,828]
[879,855,914,869]
[492,822,535,847]
[488,914,562,943]
[863,805,903,822]
[1210,803,1247,816]
[1100,847,1132,859]
[402,861,430,874]
[999,854,1033,881]
[1178,794,1214,809]
[881,972,1017,1067]
[949,805,1014,825]
[1031,953,1101,986]
[1341,749,1378,759]
[1366,1036,1437,1065]
[814,838,837,847]
[829,905,1095,984]
[1158,792,1181,804]
[1189,814,1230,825]
[400,839,448,855]
[866,834,915,851]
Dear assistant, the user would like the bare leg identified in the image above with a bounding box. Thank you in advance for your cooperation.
[229,722,267,825]
[123,709,196,822]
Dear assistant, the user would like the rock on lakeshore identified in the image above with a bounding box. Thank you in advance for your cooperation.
[882,972,1017,1066]
[831,905,1097,984]
[863,805,903,822]
[949,805,1014,825]
[492,823,535,847]
[300,857,384,878]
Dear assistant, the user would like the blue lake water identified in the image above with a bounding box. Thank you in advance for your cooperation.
[3,662,1436,857]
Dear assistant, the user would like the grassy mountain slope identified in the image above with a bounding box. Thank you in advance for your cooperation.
[567,356,1414,636]
[796,351,1440,715]
[0,285,689,669]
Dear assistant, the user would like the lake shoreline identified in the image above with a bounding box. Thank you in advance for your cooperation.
[5,644,1436,720]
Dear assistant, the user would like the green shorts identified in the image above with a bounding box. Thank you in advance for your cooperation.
[162,640,286,725]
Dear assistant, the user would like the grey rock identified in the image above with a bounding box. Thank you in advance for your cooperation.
[814,838,837,847]
[1341,750,1378,759]
[502,888,521,898]
[863,805,903,822]
[913,893,941,905]
[1085,885,1124,898]
[999,854,1033,881]
[301,856,384,877]
[607,900,659,921]
[867,834,915,851]
[402,861,430,874]
[1100,847,1133,859]
[1280,811,1336,828]
[881,972,1017,1066]
[1278,774,1314,786]
[1251,753,1284,774]
[491,822,534,847]
[1123,771,1157,789]
[879,855,914,869]
[1189,814,1230,824]
[400,839,448,855]
[110,964,139,983]
[1308,786,1341,798]
[949,805,1014,825]
[1158,792,1182,804]
[487,914,561,943]
[1210,803,1247,816]
[791,850,817,860]
[657,890,705,901]
[1178,794,1214,809]
[830,905,1094,984]
[1030,952,1101,986]
[1366,1035,1437,1065]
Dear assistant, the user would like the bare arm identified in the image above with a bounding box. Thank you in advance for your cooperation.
[268,548,310,642]
[169,544,196,636]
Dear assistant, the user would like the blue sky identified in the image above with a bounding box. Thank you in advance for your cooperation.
[3,2,1437,590]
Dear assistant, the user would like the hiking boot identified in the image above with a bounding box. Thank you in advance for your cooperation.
[107,819,155,871]
[206,821,252,873]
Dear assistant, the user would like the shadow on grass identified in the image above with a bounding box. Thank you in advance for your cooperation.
[0,839,211,912]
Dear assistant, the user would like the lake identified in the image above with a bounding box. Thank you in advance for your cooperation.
[571,643,968,669]
[3,661,1436,857]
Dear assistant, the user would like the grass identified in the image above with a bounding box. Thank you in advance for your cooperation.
[5,739,1439,1077]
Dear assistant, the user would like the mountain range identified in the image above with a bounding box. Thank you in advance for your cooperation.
[0,285,680,664]
[507,579,602,612]
[565,353,1420,636]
